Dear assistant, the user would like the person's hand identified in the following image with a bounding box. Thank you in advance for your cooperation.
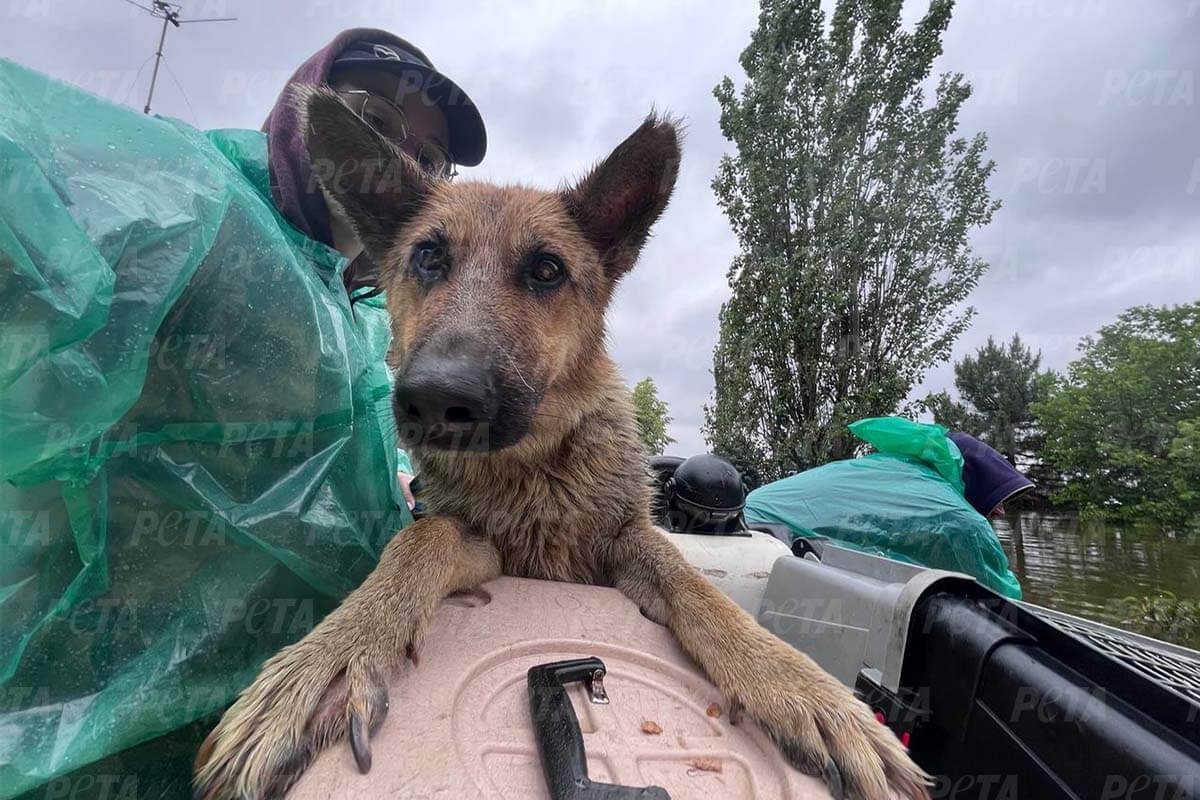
[398,471,415,511]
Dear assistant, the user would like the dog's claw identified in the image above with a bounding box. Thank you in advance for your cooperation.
[349,710,372,774]
[725,648,930,799]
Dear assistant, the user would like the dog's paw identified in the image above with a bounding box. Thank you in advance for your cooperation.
[193,635,395,800]
[736,644,930,800]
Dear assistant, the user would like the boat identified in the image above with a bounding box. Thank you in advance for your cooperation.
[289,521,1200,799]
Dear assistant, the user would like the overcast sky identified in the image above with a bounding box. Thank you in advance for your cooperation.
[3,0,1198,455]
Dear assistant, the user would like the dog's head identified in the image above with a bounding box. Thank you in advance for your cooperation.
[302,88,680,453]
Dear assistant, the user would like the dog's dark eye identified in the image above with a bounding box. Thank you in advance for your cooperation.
[527,256,566,290]
[411,240,450,281]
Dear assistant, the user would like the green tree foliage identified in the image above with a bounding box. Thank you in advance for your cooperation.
[923,334,1052,464]
[1032,302,1200,528]
[705,0,998,481]
[1168,420,1200,514]
[632,378,676,455]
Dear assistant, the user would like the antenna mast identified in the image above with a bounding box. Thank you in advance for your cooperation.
[121,0,237,115]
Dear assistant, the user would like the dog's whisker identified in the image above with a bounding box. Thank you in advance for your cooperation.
[488,334,537,393]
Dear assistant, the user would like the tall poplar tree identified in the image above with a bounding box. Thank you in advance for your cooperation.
[705,0,998,481]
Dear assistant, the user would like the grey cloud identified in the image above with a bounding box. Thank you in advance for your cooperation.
[3,0,1196,458]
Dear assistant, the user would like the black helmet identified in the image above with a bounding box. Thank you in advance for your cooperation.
[647,455,685,526]
[663,454,747,534]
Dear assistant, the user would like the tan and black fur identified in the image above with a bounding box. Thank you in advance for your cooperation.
[193,88,931,800]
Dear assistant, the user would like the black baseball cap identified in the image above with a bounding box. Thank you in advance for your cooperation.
[332,41,487,167]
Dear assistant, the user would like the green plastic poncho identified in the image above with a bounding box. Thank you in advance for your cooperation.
[0,60,408,797]
[745,417,1022,599]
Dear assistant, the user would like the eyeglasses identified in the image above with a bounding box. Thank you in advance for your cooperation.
[335,89,457,180]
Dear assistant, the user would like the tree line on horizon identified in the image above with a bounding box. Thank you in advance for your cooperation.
[924,312,1200,529]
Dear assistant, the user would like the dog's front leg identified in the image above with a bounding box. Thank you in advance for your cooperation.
[607,524,930,800]
[194,517,500,800]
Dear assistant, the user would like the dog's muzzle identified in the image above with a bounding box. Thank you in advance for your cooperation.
[392,337,533,452]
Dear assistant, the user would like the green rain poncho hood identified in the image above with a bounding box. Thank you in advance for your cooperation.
[0,59,407,796]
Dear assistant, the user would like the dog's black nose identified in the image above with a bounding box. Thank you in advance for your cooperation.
[395,357,499,430]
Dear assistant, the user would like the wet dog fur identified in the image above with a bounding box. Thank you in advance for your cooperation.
[193,87,930,800]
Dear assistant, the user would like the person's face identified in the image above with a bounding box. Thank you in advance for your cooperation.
[330,67,453,178]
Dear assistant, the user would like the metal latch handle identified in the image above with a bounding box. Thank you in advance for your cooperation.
[526,657,670,800]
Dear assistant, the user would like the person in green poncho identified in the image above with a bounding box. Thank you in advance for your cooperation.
[744,418,1028,599]
[0,27,486,799]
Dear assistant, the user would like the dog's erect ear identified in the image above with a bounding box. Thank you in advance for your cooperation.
[563,114,681,279]
[299,86,432,262]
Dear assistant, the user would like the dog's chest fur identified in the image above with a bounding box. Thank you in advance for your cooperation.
[412,371,652,585]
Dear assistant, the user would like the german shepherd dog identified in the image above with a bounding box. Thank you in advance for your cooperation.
[194,88,930,800]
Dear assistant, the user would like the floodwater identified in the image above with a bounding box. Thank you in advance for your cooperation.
[992,512,1200,650]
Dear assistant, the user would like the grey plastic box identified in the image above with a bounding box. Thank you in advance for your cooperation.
[756,540,976,691]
